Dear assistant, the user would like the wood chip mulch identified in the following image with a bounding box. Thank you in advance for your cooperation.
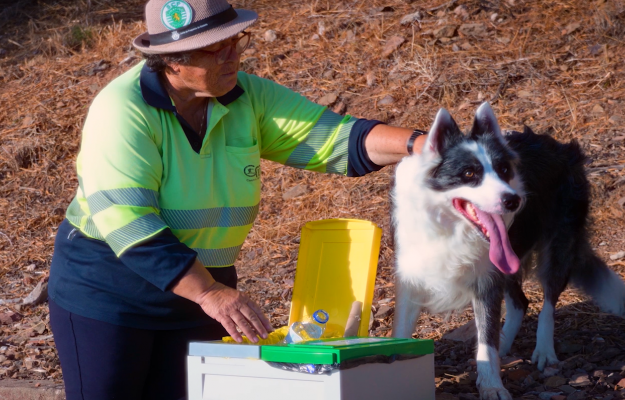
[1,0,624,398]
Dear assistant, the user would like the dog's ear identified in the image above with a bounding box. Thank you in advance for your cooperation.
[470,102,504,142]
[424,108,462,155]
[522,125,536,135]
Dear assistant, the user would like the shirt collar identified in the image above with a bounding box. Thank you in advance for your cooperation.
[139,63,244,109]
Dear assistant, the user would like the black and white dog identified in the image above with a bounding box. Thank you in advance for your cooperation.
[392,103,625,400]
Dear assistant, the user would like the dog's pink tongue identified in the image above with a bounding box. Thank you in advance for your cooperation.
[473,208,520,274]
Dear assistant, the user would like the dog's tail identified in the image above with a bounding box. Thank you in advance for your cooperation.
[570,243,625,317]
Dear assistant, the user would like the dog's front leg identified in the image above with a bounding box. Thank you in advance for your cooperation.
[392,277,423,338]
[500,273,529,357]
[473,277,511,400]
[531,296,559,371]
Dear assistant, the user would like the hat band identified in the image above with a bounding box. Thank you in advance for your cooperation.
[143,5,238,47]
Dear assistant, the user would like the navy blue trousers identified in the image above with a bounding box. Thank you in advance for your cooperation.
[49,299,228,400]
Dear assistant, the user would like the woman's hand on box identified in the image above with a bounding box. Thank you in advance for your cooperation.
[197,281,273,343]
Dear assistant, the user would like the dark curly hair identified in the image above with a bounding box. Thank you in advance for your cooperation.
[142,52,192,73]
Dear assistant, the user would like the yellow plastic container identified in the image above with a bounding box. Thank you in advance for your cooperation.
[288,219,382,337]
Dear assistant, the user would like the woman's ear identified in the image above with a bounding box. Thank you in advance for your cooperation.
[166,63,181,74]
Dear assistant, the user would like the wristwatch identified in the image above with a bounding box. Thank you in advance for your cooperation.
[407,129,427,155]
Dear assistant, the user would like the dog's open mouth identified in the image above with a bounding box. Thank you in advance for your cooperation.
[452,198,521,275]
[453,199,490,240]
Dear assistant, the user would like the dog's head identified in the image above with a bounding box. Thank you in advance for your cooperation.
[422,102,524,274]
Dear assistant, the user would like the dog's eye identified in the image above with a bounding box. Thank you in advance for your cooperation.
[500,166,508,174]
[464,169,474,178]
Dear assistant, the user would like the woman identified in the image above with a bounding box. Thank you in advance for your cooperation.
[48,0,428,398]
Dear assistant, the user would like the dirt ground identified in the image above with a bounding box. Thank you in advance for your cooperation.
[1,0,624,398]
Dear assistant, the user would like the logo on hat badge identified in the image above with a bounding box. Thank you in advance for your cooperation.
[161,0,193,31]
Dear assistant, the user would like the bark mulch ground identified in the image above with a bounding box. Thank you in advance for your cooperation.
[1,0,624,399]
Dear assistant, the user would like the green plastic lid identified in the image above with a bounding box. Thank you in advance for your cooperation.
[260,337,434,365]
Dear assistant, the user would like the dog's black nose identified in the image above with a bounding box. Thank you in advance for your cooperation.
[502,193,521,211]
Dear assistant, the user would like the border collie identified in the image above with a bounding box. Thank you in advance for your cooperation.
[391,103,625,400]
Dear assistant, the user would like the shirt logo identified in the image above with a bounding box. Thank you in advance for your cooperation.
[244,165,260,179]
[161,0,193,31]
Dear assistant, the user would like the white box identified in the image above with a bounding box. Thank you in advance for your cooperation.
[187,353,435,400]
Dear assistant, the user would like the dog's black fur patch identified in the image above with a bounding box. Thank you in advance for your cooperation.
[505,127,595,306]
[427,146,485,191]
[426,117,518,191]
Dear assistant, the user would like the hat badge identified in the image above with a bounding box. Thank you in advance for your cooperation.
[161,0,193,31]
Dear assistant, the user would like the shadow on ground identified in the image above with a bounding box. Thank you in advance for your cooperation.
[434,300,625,399]
[0,0,144,61]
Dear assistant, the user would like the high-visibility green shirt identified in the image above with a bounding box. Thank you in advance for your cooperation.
[66,61,357,267]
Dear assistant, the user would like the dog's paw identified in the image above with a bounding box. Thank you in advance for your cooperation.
[477,367,512,400]
[479,386,513,400]
[531,345,559,371]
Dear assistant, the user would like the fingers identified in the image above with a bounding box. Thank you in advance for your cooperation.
[220,316,243,343]
[230,310,264,343]
[198,285,274,343]
[239,302,270,340]
[246,300,274,332]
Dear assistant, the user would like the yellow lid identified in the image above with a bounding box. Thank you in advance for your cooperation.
[288,219,382,337]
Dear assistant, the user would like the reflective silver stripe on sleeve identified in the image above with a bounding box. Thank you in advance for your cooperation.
[285,110,344,169]
[105,213,167,255]
[194,244,243,267]
[325,116,356,175]
[160,204,259,230]
[87,188,160,215]
[66,201,105,240]
[82,217,105,240]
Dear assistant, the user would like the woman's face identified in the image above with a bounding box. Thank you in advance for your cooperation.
[171,36,242,97]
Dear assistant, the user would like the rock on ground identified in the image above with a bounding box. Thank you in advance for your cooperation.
[22,281,48,306]
[441,319,476,343]
[282,184,308,200]
[317,93,338,107]
[263,30,278,42]
[381,35,405,57]
[0,380,65,400]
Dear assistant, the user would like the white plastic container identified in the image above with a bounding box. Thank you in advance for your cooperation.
[187,338,435,400]
[187,354,435,400]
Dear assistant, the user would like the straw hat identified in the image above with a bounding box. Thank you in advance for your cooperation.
[133,0,258,54]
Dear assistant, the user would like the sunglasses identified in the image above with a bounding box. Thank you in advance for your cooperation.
[196,32,252,65]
